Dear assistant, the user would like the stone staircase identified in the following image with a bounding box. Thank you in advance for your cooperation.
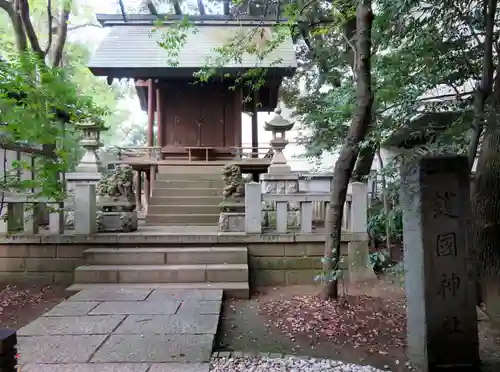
[70,165,249,298]
[146,166,223,226]
[70,245,249,298]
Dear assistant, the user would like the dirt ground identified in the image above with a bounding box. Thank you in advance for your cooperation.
[1,280,498,371]
[216,280,500,371]
[0,283,69,329]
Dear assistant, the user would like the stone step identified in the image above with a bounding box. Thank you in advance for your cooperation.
[154,180,223,189]
[146,213,220,225]
[158,166,224,175]
[74,264,248,284]
[150,196,222,206]
[84,247,247,265]
[148,205,221,215]
[66,282,249,299]
[152,188,222,197]
[156,173,222,181]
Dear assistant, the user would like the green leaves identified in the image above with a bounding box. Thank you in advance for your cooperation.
[155,15,198,67]
[0,51,106,201]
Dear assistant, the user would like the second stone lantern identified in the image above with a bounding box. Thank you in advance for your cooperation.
[264,107,295,173]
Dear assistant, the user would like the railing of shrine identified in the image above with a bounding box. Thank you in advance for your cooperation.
[0,192,66,234]
[260,174,356,231]
[115,146,161,161]
[112,145,274,162]
[245,182,367,234]
[263,195,351,230]
[231,146,273,159]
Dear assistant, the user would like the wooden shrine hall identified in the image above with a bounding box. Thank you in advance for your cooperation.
[88,9,298,166]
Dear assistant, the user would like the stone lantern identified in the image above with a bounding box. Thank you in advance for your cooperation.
[64,120,106,230]
[264,107,294,174]
[75,120,107,174]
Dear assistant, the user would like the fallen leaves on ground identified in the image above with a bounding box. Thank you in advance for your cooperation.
[0,284,64,326]
[259,294,406,355]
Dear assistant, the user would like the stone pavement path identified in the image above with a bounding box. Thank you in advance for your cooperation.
[18,288,222,372]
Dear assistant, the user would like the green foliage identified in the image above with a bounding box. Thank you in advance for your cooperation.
[60,41,132,148]
[0,51,107,201]
[367,200,403,243]
[369,250,391,274]
[281,0,486,162]
[154,16,199,67]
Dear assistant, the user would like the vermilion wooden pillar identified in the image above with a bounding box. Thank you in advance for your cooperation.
[251,90,258,158]
[156,83,163,149]
[145,171,151,208]
[147,79,155,148]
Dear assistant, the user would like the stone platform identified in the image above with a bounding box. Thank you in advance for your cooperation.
[18,288,221,371]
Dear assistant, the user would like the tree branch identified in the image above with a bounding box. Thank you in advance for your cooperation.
[197,0,205,15]
[173,0,182,14]
[50,1,71,67]
[0,0,27,51]
[467,0,497,169]
[18,0,45,59]
[44,0,53,55]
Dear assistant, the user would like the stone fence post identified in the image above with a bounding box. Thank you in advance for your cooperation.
[245,182,262,233]
[349,181,367,233]
[74,183,97,234]
[346,181,374,283]
[0,328,18,372]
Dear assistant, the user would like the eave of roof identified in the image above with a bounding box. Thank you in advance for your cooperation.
[95,13,290,27]
[88,22,298,79]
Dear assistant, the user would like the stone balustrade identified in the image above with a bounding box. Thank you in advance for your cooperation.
[0,184,96,235]
[245,181,368,234]
[0,193,66,235]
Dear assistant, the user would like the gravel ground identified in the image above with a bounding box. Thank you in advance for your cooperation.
[210,356,401,371]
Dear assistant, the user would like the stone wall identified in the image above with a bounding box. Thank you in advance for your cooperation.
[0,244,85,285]
[248,242,348,286]
[0,232,371,288]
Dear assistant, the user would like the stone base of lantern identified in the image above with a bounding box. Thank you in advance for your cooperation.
[260,173,299,194]
[218,212,245,232]
[97,210,138,232]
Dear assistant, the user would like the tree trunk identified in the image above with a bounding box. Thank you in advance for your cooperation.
[351,144,376,181]
[472,59,500,320]
[321,0,374,300]
[470,0,499,317]
[466,0,497,170]
[376,147,392,261]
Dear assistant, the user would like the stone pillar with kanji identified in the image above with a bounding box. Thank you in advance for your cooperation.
[400,155,479,371]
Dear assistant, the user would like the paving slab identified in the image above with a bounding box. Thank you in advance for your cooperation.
[22,363,150,372]
[18,288,223,368]
[148,363,210,372]
[89,300,181,315]
[68,289,152,302]
[147,289,222,301]
[178,300,221,315]
[113,314,219,335]
[18,335,108,363]
[90,334,214,363]
[19,315,126,336]
[43,301,101,317]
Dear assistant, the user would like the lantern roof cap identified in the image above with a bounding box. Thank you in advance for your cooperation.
[264,107,294,132]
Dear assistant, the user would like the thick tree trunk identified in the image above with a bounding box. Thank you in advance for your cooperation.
[376,148,392,260]
[321,0,374,300]
[472,128,500,319]
[466,0,497,170]
[472,60,500,320]
[351,144,376,181]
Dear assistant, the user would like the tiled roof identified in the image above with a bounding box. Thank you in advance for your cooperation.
[88,24,297,71]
